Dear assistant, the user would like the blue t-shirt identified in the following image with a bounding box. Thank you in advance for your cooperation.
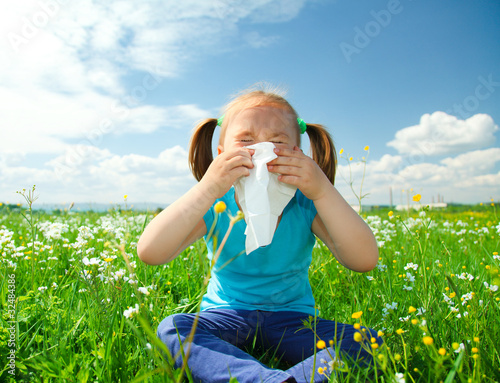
[201,187,318,315]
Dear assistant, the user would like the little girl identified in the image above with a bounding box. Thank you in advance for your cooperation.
[138,86,381,383]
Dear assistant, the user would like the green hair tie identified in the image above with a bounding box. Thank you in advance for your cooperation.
[217,114,225,127]
[216,114,307,134]
[297,118,307,134]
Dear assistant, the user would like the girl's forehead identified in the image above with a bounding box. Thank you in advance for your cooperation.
[230,106,295,127]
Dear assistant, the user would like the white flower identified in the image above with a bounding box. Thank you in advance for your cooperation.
[454,343,465,353]
[138,286,150,295]
[404,263,418,271]
[38,286,48,292]
[366,276,375,281]
[394,372,405,383]
[405,272,415,283]
[403,285,413,291]
[484,282,499,292]
[123,304,140,319]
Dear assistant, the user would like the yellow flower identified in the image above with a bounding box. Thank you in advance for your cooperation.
[339,148,344,155]
[412,194,422,202]
[377,331,384,337]
[411,319,418,325]
[317,367,325,375]
[396,329,404,335]
[408,306,417,314]
[354,323,361,330]
[349,156,353,161]
[388,211,394,217]
[474,337,480,343]
[452,342,460,350]
[423,336,434,346]
[104,258,113,262]
[394,353,401,361]
[370,337,377,343]
[214,201,227,214]
[353,332,363,342]
[123,194,128,199]
[351,311,363,319]
[364,145,369,151]
[438,348,446,356]
[371,343,379,349]
[316,340,326,349]
[449,292,456,298]
[472,347,479,353]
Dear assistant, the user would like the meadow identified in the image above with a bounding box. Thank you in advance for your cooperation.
[0,189,499,382]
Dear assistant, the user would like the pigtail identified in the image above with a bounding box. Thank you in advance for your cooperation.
[188,118,218,181]
[305,123,337,185]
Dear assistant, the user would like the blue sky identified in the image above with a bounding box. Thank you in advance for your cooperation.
[1,0,499,208]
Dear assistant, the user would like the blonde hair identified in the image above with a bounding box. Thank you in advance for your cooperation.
[188,85,337,184]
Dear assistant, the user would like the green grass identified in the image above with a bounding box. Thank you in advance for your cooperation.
[0,201,499,382]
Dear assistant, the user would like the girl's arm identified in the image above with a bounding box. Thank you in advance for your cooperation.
[310,186,379,272]
[137,183,212,265]
[137,148,254,265]
[268,147,378,272]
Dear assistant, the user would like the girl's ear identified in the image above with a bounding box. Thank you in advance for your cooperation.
[217,145,223,155]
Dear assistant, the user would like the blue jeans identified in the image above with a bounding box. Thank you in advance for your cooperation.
[157,309,381,383]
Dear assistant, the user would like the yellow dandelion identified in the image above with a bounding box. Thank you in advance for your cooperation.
[371,343,379,349]
[438,348,446,356]
[411,319,418,325]
[354,323,361,330]
[408,306,417,314]
[123,194,128,200]
[339,148,344,155]
[370,337,377,343]
[364,145,370,151]
[412,194,422,202]
[316,340,326,349]
[318,367,325,375]
[388,210,394,217]
[452,342,460,350]
[104,258,113,262]
[351,311,363,319]
[329,340,334,347]
[396,329,404,335]
[474,337,480,343]
[214,201,227,214]
[377,331,384,337]
[449,292,456,298]
[472,354,479,360]
[353,332,363,342]
[423,336,434,346]
[472,347,479,353]
[349,156,353,161]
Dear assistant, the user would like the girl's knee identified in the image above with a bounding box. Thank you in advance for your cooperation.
[157,313,195,341]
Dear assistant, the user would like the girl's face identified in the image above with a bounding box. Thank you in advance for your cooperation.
[218,105,299,154]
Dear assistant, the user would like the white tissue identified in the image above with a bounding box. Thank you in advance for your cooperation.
[234,142,297,254]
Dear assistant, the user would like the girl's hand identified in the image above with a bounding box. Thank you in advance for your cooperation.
[200,148,254,200]
[267,146,330,201]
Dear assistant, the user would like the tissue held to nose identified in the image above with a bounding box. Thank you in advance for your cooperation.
[233,142,297,254]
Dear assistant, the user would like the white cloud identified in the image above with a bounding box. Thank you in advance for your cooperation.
[335,147,500,206]
[2,145,194,204]
[387,112,499,156]
[0,0,312,204]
